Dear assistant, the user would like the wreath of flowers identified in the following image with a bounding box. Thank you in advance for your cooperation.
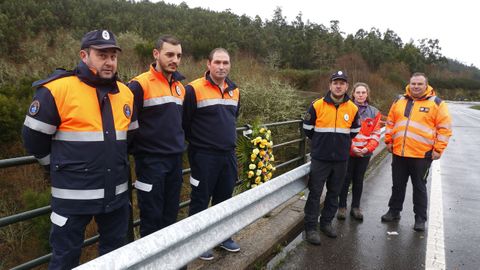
[237,122,276,189]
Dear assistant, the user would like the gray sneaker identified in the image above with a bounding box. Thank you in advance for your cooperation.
[337,207,347,220]
[305,230,321,245]
[350,208,364,220]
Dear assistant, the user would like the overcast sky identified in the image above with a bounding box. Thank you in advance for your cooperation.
[161,0,478,69]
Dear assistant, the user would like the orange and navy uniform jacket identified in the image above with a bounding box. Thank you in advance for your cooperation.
[350,109,381,157]
[384,85,452,158]
[128,64,185,155]
[21,62,138,215]
[183,71,240,152]
[303,92,360,161]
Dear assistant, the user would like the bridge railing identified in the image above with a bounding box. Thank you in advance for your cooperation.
[0,119,306,270]
[75,163,311,270]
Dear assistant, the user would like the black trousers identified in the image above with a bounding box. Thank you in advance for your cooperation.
[304,159,347,231]
[339,156,371,208]
[388,155,432,222]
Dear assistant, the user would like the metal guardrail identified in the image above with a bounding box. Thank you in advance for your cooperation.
[74,163,311,270]
[0,119,306,270]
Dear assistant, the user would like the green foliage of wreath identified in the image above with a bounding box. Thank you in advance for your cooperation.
[237,120,276,189]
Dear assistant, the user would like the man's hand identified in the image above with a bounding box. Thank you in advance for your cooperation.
[386,143,393,153]
[432,150,441,160]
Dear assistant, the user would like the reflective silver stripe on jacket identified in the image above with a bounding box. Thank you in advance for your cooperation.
[51,182,129,200]
[128,120,139,130]
[24,116,57,135]
[37,154,50,166]
[392,131,434,145]
[116,131,127,140]
[352,141,367,147]
[302,124,314,130]
[350,127,360,133]
[144,96,182,107]
[314,127,351,134]
[197,99,238,108]
[53,131,104,141]
[115,182,129,195]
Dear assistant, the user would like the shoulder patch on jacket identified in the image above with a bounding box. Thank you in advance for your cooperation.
[32,68,74,88]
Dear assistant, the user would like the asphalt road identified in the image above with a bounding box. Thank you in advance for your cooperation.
[274,102,480,270]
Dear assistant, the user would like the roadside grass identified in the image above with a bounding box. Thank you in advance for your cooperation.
[470,105,480,110]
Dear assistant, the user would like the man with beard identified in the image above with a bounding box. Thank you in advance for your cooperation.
[128,35,186,237]
[302,71,360,245]
[22,30,137,269]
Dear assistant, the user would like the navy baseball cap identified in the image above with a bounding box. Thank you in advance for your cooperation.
[80,30,122,51]
[330,70,348,82]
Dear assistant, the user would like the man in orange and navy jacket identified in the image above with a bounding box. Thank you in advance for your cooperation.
[382,72,452,232]
[128,35,185,237]
[302,71,360,245]
[22,30,138,270]
[183,48,240,261]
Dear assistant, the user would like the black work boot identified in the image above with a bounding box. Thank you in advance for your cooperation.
[414,216,426,231]
[381,210,401,222]
[305,230,321,245]
[320,223,337,238]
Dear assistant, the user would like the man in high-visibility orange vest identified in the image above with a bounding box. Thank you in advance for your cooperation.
[302,71,360,245]
[22,30,137,269]
[382,72,452,231]
[183,48,240,260]
[128,35,186,238]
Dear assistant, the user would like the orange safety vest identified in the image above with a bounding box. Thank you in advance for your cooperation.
[385,85,452,158]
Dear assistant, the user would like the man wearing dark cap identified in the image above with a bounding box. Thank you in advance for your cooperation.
[302,71,360,245]
[22,30,137,269]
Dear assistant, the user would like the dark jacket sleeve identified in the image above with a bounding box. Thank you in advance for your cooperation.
[182,85,196,142]
[350,111,361,138]
[22,86,60,171]
[303,103,316,139]
[126,81,143,150]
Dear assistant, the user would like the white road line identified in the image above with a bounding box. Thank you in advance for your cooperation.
[425,160,446,270]
[457,109,480,120]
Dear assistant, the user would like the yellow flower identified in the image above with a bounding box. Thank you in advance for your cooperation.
[256,169,262,176]
[248,171,254,178]
[272,167,276,171]
[258,161,264,168]
[255,176,261,184]
[267,130,271,135]
[260,128,265,133]
[270,155,275,162]
[264,175,269,181]
[251,153,257,159]
[262,139,268,145]
[251,184,257,188]
[262,168,267,173]
[249,164,256,170]
[267,172,272,179]
[252,148,260,155]
[267,164,273,170]
[259,143,265,149]
[259,150,266,157]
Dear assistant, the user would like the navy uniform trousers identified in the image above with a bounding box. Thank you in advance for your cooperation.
[188,148,237,216]
[304,158,347,231]
[388,155,432,222]
[49,203,129,270]
[134,154,183,237]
